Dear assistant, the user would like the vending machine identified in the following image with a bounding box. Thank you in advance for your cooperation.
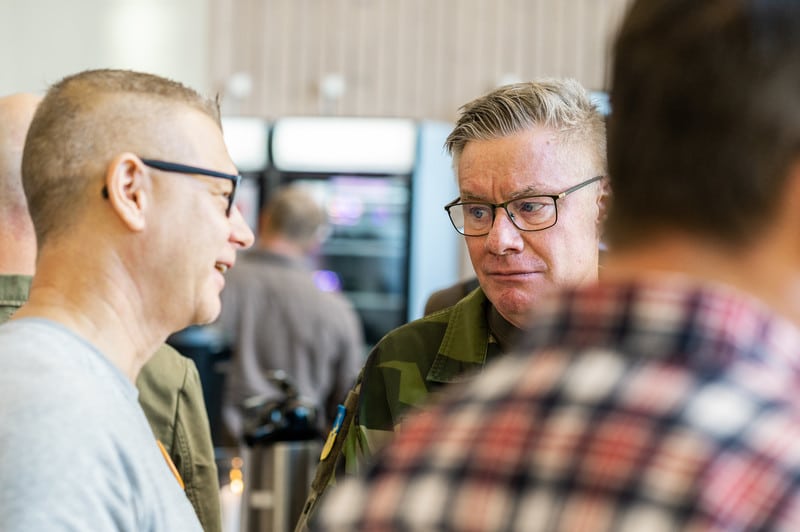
[222,116,271,231]
[268,116,462,347]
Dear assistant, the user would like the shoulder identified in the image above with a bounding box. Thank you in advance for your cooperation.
[376,311,451,351]
[138,344,193,393]
[376,289,489,352]
[316,289,362,323]
[2,344,145,451]
[0,320,135,398]
[366,306,462,373]
[367,290,493,381]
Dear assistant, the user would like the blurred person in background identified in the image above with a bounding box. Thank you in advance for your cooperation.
[217,184,364,441]
[297,77,608,530]
[313,0,800,530]
[0,70,253,530]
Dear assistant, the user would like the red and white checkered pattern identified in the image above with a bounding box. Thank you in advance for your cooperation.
[314,275,800,531]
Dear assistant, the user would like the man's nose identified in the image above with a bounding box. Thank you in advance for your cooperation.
[230,205,255,249]
[484,207,523,254]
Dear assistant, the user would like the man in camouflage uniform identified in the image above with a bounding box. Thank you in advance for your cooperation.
[297,78,608,530]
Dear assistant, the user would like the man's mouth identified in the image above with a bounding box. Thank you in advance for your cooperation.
[487,270,537,276]
[215,262,229,274]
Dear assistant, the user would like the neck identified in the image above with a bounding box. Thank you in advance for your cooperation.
[12,245,167,382]
[603,233,800,326]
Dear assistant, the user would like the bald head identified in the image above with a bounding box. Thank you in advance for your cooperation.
[0,93,40,214]
[0,93,41,274]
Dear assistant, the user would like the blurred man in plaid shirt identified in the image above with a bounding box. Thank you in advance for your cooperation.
[313,0,800,530]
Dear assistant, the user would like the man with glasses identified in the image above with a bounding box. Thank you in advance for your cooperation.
[315,1,800,529]
[118,159,242,216]
[296,78,608,530]
[0,69,254,530]
[445,175,603,237]
[0,92,227,532]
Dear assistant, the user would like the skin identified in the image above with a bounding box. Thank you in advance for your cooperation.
[15,104,255,381]
[0,93,40,275]
[458,126,606,328]
[143,108,255,327]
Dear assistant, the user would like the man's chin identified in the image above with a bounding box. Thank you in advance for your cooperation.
[485,274,547,296]
[488,275,551,312]
[189,302,222,328]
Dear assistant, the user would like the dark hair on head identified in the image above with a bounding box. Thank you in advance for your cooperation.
[606,0,800,249]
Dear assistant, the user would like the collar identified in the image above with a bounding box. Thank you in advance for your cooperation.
[487,304,522,353]
[427,287,497,383]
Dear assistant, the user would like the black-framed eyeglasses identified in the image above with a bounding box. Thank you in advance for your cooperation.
[141,159,241,217]
[444,175,604,236]
[102,158,242,217]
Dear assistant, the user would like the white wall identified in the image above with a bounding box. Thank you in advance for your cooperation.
[0,0,210,96]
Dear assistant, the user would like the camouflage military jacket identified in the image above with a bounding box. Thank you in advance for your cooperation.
[355,286,502,462]
[295,287,506,531]
[343,288,500,482]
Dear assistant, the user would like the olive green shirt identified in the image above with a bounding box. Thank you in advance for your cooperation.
[0,275,221,532]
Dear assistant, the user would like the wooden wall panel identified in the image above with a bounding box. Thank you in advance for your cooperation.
[210,0,632,121]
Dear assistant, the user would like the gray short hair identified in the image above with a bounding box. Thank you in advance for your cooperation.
[444,78,607,173]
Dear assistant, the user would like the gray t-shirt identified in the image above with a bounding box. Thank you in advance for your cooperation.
[0,318,203,532]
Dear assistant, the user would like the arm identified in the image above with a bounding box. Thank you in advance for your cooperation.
[325,304,365,427]
[294,341,397,532]
[293,369,366,532]
[172,360,222,532]
[138,345,222,532]
[294,316,446,531]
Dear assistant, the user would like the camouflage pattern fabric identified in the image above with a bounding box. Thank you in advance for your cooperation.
[295,287,504,531]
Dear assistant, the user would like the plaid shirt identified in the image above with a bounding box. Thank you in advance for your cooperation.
[313,275,800,531]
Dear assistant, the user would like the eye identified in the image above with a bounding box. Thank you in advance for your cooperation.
[511,197,555,224]
[214,187,233,213]
[518,200,545,214]
[466,204,490,220]
[218,180,237,200]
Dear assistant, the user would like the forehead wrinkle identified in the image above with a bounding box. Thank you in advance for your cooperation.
[459,183,553,203]
[457,131,586,204]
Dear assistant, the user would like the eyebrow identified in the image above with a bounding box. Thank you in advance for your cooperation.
[459,185,548,202]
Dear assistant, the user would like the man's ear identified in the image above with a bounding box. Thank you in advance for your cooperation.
[597,176,611,227]
[596,176,611,235]
[104,153,148,232]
